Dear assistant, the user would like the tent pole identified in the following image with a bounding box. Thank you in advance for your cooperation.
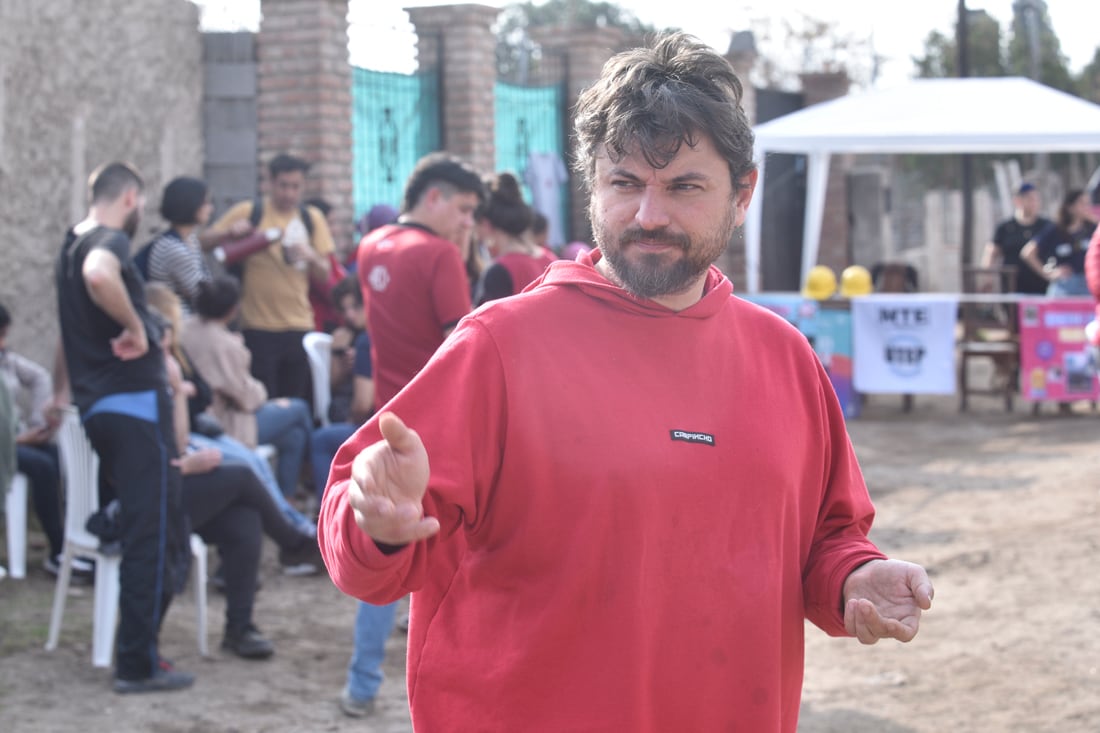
[958,0,974,268]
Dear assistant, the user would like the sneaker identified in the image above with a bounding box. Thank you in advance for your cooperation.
[339,688,376,718]
[221,625,275,660]
[278,535,322,576]
[113,665,195,694]
[43,555,94,581]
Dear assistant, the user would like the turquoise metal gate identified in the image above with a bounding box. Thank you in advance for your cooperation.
[351,66,441,221]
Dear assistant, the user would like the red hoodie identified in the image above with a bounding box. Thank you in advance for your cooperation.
[1084,226,1100,343]
[319,251,885,732]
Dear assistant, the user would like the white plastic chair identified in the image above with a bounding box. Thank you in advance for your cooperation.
[5,473,28,579]
[302,331,333,426]
[45,406,208,667]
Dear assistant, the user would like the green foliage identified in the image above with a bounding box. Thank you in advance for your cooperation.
[495,0,656,79]
[1077,47,1100,103]
[906,3,1098,191]
[913,12,1005,79]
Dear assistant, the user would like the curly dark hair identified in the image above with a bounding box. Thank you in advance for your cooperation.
[571,31,756,192]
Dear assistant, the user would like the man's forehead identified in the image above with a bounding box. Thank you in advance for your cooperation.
[594,136,720,175]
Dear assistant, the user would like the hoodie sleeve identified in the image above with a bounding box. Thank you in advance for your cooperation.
[318,317,506,603]
[802,358,887,636]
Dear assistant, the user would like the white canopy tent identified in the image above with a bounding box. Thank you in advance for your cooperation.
[744,77,1100,293]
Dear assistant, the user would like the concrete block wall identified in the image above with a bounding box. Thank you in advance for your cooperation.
[0,0,204,366]
[204,33,259,219]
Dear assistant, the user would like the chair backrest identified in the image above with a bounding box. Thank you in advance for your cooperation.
[959,266,1020,343]
[56,406,102,548]
[871,262,920,293]
[302,331,332,426]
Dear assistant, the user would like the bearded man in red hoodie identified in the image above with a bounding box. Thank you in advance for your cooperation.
[318,31,934,733]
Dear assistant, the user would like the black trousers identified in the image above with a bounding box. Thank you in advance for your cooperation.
[181,462,307,633]
[16,443,63,559]
[84,389,187,681]
[242,328,313,409]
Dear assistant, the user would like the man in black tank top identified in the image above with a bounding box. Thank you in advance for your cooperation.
[53,162,193,694]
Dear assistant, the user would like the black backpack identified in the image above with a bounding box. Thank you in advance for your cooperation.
[223,198,315,280]
[247,197,315,237]
[132,231,176,281]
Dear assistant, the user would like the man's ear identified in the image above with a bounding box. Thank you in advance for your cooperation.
[122,186,140,211]
[732,169,759,227]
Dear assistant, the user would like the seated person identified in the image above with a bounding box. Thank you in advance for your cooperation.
[144,283,316,542]
[310,276,374,502]
[180,277,315,502]
[157,314,321,658]
[0,302,91,577]
[326,275,374,425]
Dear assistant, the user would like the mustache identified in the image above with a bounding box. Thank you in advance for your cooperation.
[617,227,689,250]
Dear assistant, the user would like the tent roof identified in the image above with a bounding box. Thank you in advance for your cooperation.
[753,77,1100,155]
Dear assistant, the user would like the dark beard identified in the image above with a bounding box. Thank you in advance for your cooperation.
[122,207,140,239]
[592,207,736,300]
[600,236,700,299]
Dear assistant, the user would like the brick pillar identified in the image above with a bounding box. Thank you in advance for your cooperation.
[258,0,354,252]
[528,26,631,246]
[406,4,500,177]
[799,71,851,276]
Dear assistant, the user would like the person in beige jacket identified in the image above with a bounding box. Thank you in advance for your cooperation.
[181,276,314,503]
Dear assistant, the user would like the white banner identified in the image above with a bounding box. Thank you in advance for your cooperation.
[852,295,959,394]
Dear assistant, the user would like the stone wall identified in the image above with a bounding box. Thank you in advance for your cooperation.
[0,0,204,366]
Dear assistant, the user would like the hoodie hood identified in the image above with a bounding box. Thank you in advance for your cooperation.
[525,248,734,320]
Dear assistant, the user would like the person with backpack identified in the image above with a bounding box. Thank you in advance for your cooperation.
[204,153,335,407]
[134,177,214,312]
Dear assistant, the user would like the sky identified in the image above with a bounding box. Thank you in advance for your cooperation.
[192,0,1097,89]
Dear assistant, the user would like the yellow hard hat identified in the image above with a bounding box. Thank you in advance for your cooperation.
[801,265,837,300]
[840,265,873,297]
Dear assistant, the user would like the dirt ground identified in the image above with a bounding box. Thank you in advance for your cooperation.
[1,392,1098,732]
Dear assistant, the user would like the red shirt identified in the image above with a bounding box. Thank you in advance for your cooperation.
[321,253,885,732]
[496,248,559,295]
[356,224,471,408]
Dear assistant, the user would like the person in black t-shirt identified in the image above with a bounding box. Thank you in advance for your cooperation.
[982,182,1052,295]
[52,161,194,694]
[1021,189,1098,297]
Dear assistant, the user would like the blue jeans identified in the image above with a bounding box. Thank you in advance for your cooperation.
[1047,273,1090,297]
[310,423,356,503]
[255,398,313,498]
[189,432,316,536]
[346,600,398,703]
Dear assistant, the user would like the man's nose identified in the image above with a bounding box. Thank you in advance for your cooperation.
[634,188,671,230]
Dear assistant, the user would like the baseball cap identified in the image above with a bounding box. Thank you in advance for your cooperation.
[1016,182,1036,195]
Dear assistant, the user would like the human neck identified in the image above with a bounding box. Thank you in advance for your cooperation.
[497,235,533,255]
[79,204,123,233]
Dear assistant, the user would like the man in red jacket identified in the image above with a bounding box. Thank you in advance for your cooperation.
[319,32,933,732]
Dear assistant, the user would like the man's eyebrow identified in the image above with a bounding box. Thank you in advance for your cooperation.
[606,167,711,185]
[606,166,644,181]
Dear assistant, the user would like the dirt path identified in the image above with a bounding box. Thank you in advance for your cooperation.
[2,394,1098,732]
